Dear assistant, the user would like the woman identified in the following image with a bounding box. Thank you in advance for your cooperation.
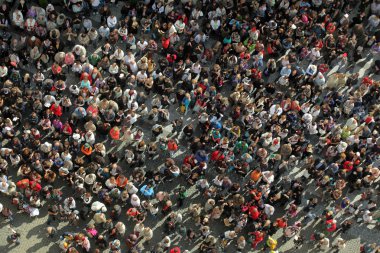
[118,25,128,41]
[236,236,246,252]
[12,9,23,30]
[80,74,91,90]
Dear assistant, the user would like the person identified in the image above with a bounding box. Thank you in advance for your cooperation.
[175,186,187,207]
[167,139,178,157]
[7,226,20,245]
[236,236,246,252]
[140,184,154,198]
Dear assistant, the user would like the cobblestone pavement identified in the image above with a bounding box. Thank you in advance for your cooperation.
[0,1,379,253]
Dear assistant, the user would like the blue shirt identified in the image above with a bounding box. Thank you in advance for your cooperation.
[140,185,154,197]
[280,67,291,77]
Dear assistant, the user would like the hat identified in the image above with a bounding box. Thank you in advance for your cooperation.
[291,24,297,29]
[170,247,181,253]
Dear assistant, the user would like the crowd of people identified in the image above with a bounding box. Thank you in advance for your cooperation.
[0,0,380,252]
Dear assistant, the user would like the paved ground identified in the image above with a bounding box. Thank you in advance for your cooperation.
[0,1,379,253]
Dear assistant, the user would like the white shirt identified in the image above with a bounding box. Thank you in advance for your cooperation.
[113,49,124,61]
[310,48,320,60]
[337,141,348,153]
[0,181,9,193]
[369,15,380,27]
[130,194,141,207]
[91,0,100,7]
[191,9,203,19]
[129,62,138,74]
[12,10,24,27]
[98,26,110,38]
[136,71,147,82]
[107,16,117,28]
[137,40,148,51]
[262,171,275,184]
[210,19,220,30]
[72,63,82,73]
[194,33,207,43]
[127,184,138,194]
[168,25,177,36]
[191,63,201,74]
[215,7,226,17]
[269,105,283,116]
[124,53,135,64]
[109,64,119,75]
[174,20,185,33]
[308,123,318,135]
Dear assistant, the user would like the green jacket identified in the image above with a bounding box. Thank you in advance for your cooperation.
[88,54,101,66]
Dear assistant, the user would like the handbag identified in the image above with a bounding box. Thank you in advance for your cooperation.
[180,103,186,114]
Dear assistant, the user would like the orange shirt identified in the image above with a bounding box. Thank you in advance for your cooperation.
[167,141,178,151]
[250,170,262,182]
[81,145,93,156]
[116,176,128,188]
[109,128,120,140]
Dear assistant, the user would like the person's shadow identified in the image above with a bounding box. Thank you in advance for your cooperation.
[1,242,20,251]
[26,223,48,239]
[25,235,59,253]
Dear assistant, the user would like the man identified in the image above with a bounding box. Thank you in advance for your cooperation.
[107,15,117,29]
[136,37,148,56]
[98,24,110,40]
[136,70,147,86]
[47,204,59,225]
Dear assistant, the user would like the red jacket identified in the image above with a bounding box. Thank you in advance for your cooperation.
[183,155,196,167]
[62,124,73,135]
[326,219,337,232]
[343,161,353,172]
[51,64,62,75]
[50,104,63,117]
[167,140,178,151]
[176,15,188,25]
[29,181,42,192]
[166,54,177,63]
[249,206,260,220]
[16,178,30,189]
[162,37,170,49]
[250,231,264,248]
[211,150,225,161]
[326,23,336,34]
